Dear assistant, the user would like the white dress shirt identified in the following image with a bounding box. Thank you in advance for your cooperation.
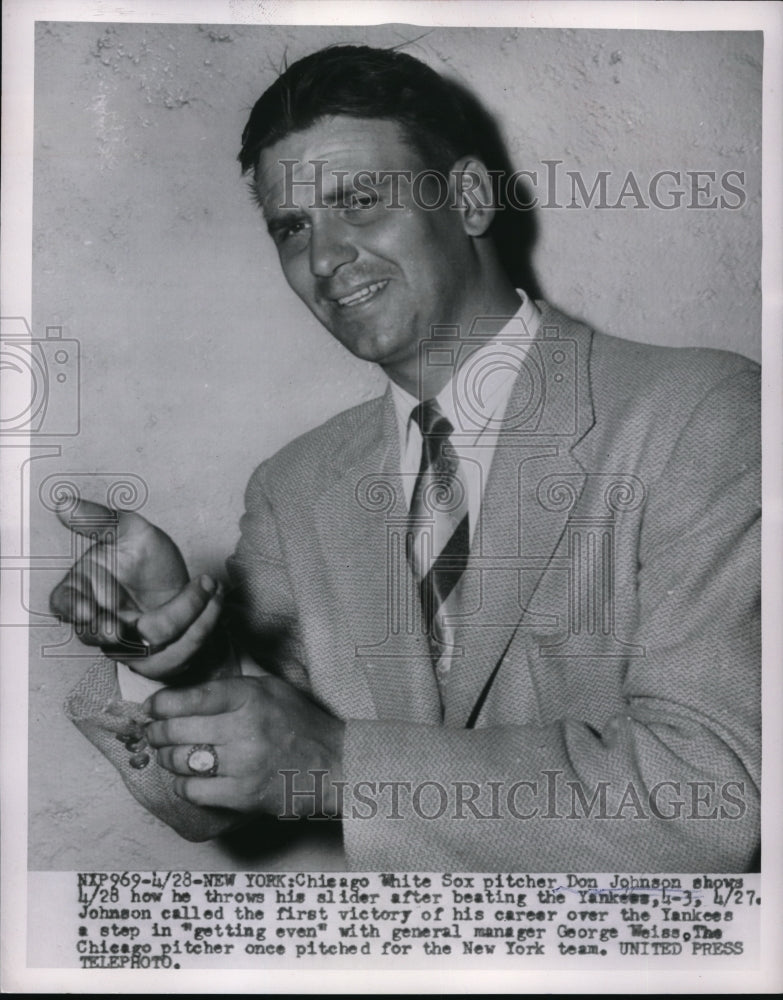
[389,290,541,534]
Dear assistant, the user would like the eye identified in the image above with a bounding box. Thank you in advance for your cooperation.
[271,218,310,247]
[344,189,378,211]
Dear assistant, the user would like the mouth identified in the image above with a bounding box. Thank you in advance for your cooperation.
[333,280,389,308]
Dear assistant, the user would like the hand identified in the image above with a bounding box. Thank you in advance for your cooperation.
[50,498,224,679]
[145,676,345,817]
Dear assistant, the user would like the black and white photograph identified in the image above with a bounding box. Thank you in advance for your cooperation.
[2,0,781,992]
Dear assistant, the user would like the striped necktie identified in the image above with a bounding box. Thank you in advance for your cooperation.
[406,399,470,699]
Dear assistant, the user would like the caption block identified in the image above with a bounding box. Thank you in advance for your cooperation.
[61,871,762,969]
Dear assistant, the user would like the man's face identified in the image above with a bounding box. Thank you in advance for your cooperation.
[255,116,478,382]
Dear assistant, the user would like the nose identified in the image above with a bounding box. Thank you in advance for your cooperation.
[309,214,358,277]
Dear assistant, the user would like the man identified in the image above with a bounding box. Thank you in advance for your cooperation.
[53,45,760,871]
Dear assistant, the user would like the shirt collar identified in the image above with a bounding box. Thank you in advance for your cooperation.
[390,290,541,446]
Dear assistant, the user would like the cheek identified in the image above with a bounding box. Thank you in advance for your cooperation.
[279,253,314,300]
[392,218,455,273]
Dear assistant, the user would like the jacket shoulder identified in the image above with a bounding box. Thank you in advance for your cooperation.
[244,393,388,506]
[541,301,759,401]
[589,326,759,399]
[583,326,759,478]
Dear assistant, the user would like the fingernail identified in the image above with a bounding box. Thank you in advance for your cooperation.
[142,696,153,714]
[200,574,216,595]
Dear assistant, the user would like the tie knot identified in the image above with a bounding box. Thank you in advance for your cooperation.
[411,398,453,439]
[412,399,458,478]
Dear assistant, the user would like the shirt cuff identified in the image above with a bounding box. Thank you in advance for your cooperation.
[115,661,166,703]
[116,652,264,703]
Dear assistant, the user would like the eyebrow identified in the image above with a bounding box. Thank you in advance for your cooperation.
[323,177,382,204]
[265,177,381,228]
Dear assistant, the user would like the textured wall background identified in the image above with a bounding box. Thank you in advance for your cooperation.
[29,23,761,869]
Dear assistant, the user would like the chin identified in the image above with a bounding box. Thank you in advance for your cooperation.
[336,326,412,365]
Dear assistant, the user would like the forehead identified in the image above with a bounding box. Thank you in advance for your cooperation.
[255,115,424,214]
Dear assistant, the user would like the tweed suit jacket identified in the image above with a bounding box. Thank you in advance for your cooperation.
[66,303,760,871]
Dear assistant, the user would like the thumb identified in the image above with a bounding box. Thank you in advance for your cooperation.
[55,498,150,545]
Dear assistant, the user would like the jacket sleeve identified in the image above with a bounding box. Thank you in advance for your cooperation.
[340,367,761,871]
[64,657,239,841]
[224,463,312,692]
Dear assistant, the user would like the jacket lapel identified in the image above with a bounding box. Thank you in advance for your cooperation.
[444,305,596,725]
[314,388,442,724]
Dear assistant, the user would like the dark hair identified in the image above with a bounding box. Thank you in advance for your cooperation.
[240,44,487,176]
[239,43,540,294]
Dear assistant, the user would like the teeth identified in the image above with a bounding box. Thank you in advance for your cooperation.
[337,281,387,307]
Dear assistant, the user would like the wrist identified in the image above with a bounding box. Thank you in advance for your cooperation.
[169,619,238,686]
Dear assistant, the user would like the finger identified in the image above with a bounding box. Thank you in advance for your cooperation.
[49,568,119,644]
[55,499,151,545]
[77,610,126,648]
[145,712,240,748]
[145,677,251,720]
[135,575,219,646]
[73,609,146,649]
[157,743,244,777]
[121,590,225,680]
[55,498,115,540]
[172,775,257,811]
[50,548,140,624]
[50,579,90,622]
[99,618,157,658]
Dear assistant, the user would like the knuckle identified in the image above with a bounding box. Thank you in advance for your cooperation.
[146,689,167,715]
[238,775,260,804]
[145,721,166,746]
[233,741,258,772]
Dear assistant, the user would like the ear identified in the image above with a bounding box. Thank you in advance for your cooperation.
[450,156,495,237]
